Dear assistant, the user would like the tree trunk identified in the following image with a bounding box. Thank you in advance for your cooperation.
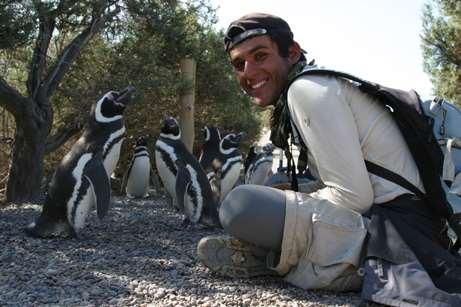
[1,2,116,204]
[6,98,52,203]
[179,58,196,153]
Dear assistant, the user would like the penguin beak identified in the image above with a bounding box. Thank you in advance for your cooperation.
[115,86,136,106]
[235,132,246,143]
[164,116,178,128]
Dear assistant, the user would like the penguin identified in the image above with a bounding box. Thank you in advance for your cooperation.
[198,126,221,177]
[121,136,151,199]
[175,159,220,227]
[154,116,183,209]
[155,117,220,227]
[218,132,245,201]
[25,86,136,238]
[245,143,275,185]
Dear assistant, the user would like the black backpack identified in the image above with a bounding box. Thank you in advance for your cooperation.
[288,68,461,252]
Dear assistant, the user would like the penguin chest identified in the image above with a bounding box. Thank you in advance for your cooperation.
[103,127,126,176]
[71,188,95,231]
[126,156,151,197]
[155,148,177,198]
[104,138,124,176]
[182,165,204,223]
[220,156,242,200]
[66,154,97,230]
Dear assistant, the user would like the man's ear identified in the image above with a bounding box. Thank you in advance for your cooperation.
[288,42,302,64]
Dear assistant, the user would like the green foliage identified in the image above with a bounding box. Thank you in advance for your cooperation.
[0,1,35,50]
[1,0,262,179]
[422,0,461,105]
[108,1,262,173]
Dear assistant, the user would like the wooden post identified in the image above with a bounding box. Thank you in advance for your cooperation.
[179,58,196,153]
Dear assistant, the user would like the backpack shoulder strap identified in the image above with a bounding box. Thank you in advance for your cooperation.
[289,67,379,92]
[365,160,425,199]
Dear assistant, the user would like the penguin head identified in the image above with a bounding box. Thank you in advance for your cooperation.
[262,142,275,155]
[202,126,221,143]
[202,126,211,142]
[93,86,136,123]
[220,132,246,152]
[135,136,148,147]
[160,116,181,139]
[249,144,258,156]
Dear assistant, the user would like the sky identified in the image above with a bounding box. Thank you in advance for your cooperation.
[210,0,433,99]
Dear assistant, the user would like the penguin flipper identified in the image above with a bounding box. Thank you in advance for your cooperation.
[84,155,111,219]
[183,182,201,224]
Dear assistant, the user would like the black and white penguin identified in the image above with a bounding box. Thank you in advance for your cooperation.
[154,117,182,208]
[175,159,220,227]
[155,117,220,227]
[245,143,275,185]
[218,132,245,201]
[198,126,221,176]
[25,86,136,238]
[122,136,151,199]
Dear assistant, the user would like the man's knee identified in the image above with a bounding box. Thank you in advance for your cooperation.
[219,185,254,233]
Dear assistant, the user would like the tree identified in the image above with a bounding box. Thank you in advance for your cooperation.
[421,0,461,104]
[0,1,122,203]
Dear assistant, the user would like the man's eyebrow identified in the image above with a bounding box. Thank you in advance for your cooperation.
[231,44,269,62]
[246,44,269,54]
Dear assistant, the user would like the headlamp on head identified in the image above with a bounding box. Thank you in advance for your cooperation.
[224,28,268,52]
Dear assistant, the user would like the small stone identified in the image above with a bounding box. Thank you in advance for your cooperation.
[154,290,166,299]
[46,268,58,275]
[81,291,90,300]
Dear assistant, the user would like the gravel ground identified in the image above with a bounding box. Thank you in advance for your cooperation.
[0,191,362,307]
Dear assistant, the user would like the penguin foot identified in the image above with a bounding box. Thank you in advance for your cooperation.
[24,219,76,239]
[181,218,191,228]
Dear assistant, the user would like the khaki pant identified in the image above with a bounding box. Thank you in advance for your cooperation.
[270,191,366,292]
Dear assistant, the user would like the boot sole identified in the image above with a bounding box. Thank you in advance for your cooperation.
[197,235,276,278]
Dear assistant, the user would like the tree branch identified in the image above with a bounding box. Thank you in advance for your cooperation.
[43,2,116,98]
[0,77,27,118]
[45,121,83,154]
[26,3,56,100]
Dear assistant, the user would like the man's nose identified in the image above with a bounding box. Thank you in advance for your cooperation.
[243,60,257,76]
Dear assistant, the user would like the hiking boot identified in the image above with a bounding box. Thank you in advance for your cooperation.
[197,235,277,278]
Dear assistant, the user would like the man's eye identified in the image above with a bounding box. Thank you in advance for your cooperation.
[254,53,267,63]
[232,60,245,72]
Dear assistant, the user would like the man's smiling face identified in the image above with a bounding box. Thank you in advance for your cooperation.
[229,35,297,108]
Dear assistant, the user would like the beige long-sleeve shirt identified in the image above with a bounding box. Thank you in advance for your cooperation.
[287,74,424,213]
